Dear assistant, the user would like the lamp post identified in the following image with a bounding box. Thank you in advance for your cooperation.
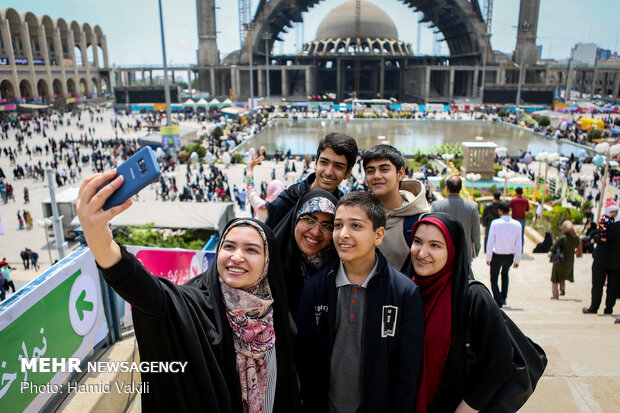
[594,142,620,220]
[498,170,515,197]
[263,31,271,99]
[243,23,255,108]
[539,152,559,205]
[466,173,481,197]
[157,0,172,127]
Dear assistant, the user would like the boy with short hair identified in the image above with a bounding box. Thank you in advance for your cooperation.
[362,144,430,271]
[296,191,424,413]
[266,133,358,229]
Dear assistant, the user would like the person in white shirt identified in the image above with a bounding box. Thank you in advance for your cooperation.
[486,202,522,308]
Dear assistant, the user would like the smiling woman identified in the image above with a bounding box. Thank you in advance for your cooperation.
[274,189,338,312]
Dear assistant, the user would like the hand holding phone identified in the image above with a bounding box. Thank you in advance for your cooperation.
[100,147,161,210]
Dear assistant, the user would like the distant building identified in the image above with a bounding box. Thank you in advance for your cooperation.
[597,48,613,61]
[536,45,543,61]
[0,8,111,104]
[571,43,597,66]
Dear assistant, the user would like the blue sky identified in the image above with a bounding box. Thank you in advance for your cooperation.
[4,0,619,68]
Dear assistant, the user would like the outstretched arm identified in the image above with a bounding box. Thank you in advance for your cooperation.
[76,169,132,268]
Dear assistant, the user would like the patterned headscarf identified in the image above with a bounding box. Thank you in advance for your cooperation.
[218,219,275,413]
[295,195,337,270]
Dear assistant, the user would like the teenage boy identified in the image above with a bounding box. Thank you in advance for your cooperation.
[362,144,430,271]
[266,133,358,229]
[296,191,424,413]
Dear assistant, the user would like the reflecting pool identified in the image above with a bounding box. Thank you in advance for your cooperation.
[236,119,587,156]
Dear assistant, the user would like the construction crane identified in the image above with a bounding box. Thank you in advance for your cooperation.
[354,0,361,97]
[238,0,252,50]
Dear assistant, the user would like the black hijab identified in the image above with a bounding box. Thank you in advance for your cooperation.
[128,218,299,413]
[273,189,338,313]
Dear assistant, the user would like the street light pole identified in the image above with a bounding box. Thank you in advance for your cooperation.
[244,23,255,108]
[264,31,271,99]
[158,0,172,127]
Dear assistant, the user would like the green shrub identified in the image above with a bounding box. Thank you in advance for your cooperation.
[489,184,498,194]
[587,128,602,142]
[115,223,207,250]
[211,126,223,139]
[493,165,502,176]
[231,152,244,164]
[180,141,206,161]
[538,116,550,127]
[498,109,508,117]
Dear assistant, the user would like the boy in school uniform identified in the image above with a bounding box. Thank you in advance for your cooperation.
[296,191,424,413]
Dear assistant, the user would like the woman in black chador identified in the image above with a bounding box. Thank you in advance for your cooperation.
[76,169,299,413]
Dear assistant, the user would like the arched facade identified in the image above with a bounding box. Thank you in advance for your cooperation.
[238,0,488,65]
[0,8,110,103]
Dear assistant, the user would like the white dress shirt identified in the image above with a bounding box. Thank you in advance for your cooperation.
[486,215,523,264]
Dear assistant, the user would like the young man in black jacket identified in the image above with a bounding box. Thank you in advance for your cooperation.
[296,191,424,413]
[265,133,357,229]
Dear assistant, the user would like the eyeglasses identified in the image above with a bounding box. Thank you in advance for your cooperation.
[298,216,334,233]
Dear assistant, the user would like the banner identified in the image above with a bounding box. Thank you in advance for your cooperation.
[0,247,108,413]
[160,125,181,150]
[117,246,215,329]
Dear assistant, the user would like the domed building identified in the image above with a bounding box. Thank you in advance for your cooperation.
[303,0,413,56]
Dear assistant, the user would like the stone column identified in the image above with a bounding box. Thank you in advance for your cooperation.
[150,70,153,85]
[336,58,342,102]
[423,66,431,103]
[379,57,385,98]
[281,68,287,97]
[497,67,504,84]
[92,33,100,68]
[38,24,54,100]
[258,68,265,97]
[612,71,620,99]
[66,29,77,67]
[210,67,216,95]
[448,68,455,100]
[1,20,20,98]
[21,22,37,94]
[305,67,313,97]
[100,35,109,68]
[472,67,479,98]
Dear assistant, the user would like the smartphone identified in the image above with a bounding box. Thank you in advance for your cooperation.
[101,146,161,210]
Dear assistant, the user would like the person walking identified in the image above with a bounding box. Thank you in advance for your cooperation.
[23,186,29,203]
[481,192,501,252]
[430,176,481,262]
[486,202,522,308]
[509,187,530,251]
[549,221,582,299]
[1,263,16,294]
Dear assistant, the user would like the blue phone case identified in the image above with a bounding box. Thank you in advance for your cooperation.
[101,146,161,210]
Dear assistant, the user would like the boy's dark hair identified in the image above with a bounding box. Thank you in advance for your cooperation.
[515,187,523,195]
[493,192,501,200]
[498,201,510,213]
[317,133,358,171]
[445,176,462,193]
[361,144,405,171]
[336,191,386,230]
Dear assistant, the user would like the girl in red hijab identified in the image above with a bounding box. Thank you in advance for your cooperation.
[407,213,514,413]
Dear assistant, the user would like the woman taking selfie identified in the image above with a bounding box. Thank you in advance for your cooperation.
[407,212,514,413]
[76,169,299,413]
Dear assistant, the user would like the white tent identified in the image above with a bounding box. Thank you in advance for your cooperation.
[107,201,235,231]
[183,99,196,107]
[209,98,222,107]
[196,98,208,107]
[222,98,233,106]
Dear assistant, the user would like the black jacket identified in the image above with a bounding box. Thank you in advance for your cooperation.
[100,220,299,413]
[593,220,620,270]
[295,251,424,413]
[265,173,343,229]
[428,282,514,412]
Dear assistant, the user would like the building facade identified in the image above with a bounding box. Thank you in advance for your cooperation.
[0,8,110,105]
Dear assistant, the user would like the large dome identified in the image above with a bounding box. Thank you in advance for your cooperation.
[316,0,398,41]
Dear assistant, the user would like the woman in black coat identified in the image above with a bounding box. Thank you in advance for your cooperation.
[406,213,514,413]
[76,169,299,413]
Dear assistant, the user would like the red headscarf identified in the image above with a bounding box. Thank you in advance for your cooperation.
[411,216,456,413]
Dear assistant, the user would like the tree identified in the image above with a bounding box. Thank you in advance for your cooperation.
[538,116,550,127]
[587,128,602,142]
